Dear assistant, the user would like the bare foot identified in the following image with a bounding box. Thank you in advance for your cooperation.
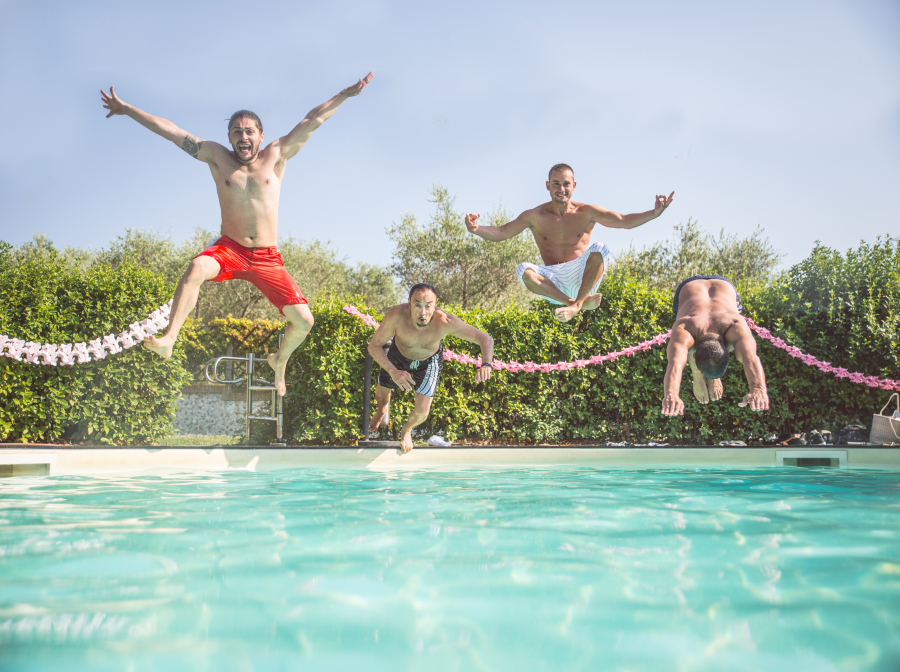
[554,303,581,323]
[707,378,723,401]
[582,293,603,311]
[266,353,287,396]
[143,334,175,359]
[692,375,710,404]
[368,409,389,435]
[400,433,414,454]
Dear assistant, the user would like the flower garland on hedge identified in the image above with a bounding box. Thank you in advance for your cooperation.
[743,317,900,391]
[0,302,171,366]
[343,304,670,372]
[343,304,900,390]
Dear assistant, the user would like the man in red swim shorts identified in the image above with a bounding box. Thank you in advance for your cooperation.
[101,73,373,394]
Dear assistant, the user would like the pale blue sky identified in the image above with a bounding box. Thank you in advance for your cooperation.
[1,0,897,268]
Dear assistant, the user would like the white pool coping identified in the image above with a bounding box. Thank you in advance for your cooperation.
[1,445,898,475]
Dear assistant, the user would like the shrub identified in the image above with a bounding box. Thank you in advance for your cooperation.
[270,261,897,445]
[0,242,190,444]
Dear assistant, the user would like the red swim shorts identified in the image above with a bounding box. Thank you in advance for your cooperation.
[194,236,308,315]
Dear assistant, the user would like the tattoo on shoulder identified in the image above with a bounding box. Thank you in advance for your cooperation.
[182,134,202,158]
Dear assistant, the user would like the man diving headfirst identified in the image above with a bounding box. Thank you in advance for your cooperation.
[464,164,674,322]
[100,73,374,395]
[662,275,769,417]
[367,284,494,454]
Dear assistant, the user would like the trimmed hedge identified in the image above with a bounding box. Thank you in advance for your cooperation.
[268,280,896,445]
[0,243,190,444]
[4,236,895,446]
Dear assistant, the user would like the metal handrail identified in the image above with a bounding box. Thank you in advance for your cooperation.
[204,355,249,385]
[202,336,286,446]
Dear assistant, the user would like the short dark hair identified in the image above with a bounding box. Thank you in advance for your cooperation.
[549,163,574,180]
[228,110,263,133]
[694,337,730,379]
[408,283,437,300]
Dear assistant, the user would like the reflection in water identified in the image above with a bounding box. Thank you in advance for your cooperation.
[0,468,899,670]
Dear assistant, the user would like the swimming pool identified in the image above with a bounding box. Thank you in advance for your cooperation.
[2,467,899,671]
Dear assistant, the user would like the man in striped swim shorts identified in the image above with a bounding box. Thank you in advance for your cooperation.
[367,284,495,454]
[464,164,674,322]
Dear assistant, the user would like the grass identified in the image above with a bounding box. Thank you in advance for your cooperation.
[165,434,242,446]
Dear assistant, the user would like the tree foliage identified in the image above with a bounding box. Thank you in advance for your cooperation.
[15,227,399,320]
[387,185,542,309]
[610,219,784,291]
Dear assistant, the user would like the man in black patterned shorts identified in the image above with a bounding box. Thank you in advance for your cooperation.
[367,284,495,453]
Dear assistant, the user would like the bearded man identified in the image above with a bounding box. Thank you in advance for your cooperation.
[100,73,373,394]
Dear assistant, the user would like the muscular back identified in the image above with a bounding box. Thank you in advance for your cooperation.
[204,142,286,247]
[674,278,744,346]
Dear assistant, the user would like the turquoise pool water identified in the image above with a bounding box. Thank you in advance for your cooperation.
[1,468,899,671]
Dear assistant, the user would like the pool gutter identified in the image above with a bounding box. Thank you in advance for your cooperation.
[1,445,898,475]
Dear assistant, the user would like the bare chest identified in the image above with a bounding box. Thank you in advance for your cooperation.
[531,211,592,245]
[394,325,443,359]
[218,165,281,202]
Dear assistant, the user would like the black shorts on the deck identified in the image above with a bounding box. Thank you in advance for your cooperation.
[378,341,444,397]
[673,275,743,320]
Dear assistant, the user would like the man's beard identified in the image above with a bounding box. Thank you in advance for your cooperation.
[235,145,258,164]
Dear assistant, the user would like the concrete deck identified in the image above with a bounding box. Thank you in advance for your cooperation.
[1,445,898,476]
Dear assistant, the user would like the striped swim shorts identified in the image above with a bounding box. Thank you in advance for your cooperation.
[378,341,444,397]
[516,242,611,305]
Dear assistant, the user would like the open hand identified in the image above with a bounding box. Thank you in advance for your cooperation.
[738,388,769,412]
[342,72,374,97]
[464,213,480,233]
[475,365,492,384]
[654,191,674,217]
[100,86,127,118]
[662,393,685,416]
[390,368,415,392]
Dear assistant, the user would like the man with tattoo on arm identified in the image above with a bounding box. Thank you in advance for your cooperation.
[367,284,494,454]
[100,73,373,395]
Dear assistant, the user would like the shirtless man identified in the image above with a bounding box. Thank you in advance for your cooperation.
[367,284,494,453]
[662,275,769,417]
[100,73,373,394]
[465,164,674,322]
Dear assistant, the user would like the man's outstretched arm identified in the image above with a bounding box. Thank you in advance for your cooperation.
[101,86,214,162]
[731,323,770,412]
[590,192,674,230]
[445,315,494,384]
[464,212,531,242]
[276,73,373,161]
[662,328,692,416]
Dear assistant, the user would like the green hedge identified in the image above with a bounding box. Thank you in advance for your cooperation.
[262,282,896,446]
[4,236,895,446]
[0,243,190,444]
[270,237,898,445]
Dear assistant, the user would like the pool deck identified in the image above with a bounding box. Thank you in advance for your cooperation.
[1,444,898,475]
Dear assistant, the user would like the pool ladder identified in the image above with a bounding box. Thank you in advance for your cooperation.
[203,335,286,446]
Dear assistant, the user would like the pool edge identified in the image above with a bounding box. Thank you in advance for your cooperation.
[0,446,898,474]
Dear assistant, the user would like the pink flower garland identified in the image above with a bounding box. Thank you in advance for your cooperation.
[744,317,900,391]
[0,302,171,367]
[344,305,900,389]
[343,304,670,373]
